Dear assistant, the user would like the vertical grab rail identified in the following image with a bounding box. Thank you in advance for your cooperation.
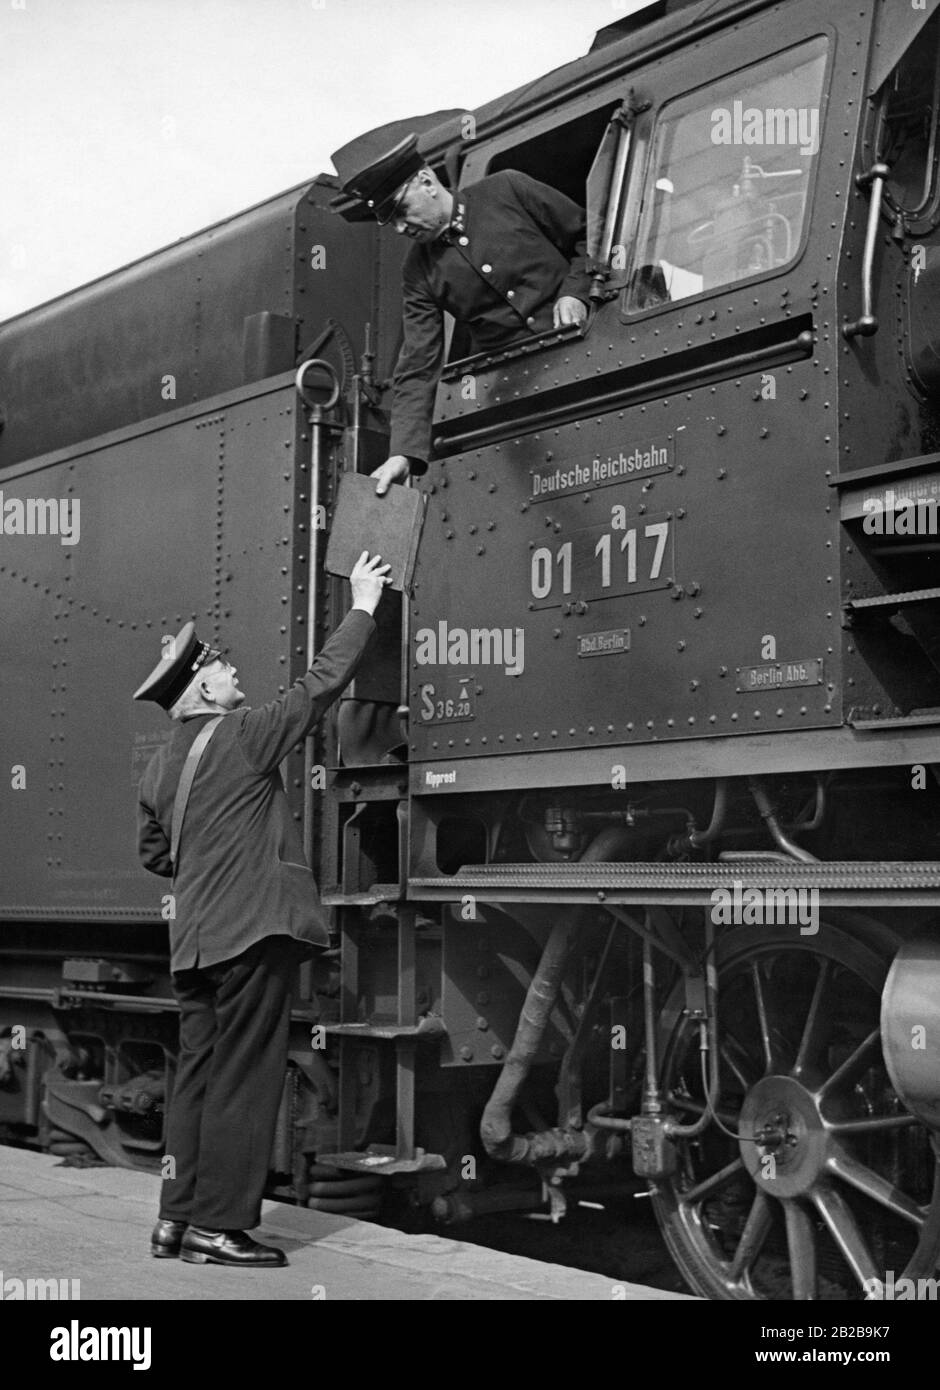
[294,358,341,868]
[842,162,891,340]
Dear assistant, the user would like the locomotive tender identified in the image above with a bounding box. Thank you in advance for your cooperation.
[3,0,940,1299]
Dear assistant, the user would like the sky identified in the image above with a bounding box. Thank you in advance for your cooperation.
[1,0,657,320]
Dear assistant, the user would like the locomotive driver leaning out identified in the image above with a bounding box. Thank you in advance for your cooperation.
[330,130,591,494]
[133,552,389,1268]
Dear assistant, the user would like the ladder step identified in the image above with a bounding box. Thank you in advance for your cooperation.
[844,587,940,612]
[851,710,940,730]
[318,1145,447,1175]
[324,1018,446,1041]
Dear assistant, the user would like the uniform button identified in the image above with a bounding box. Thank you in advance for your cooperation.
[507,289,515,299]
[481,263,492,273]
[526,316,537,329]
[458,235,469,246]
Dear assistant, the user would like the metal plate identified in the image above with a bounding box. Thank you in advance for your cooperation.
[416,674,476,725]
[529,434,675,501]
[577,628,631,657]
[409,377,840,763]
[529,508,675,610]
[736,658,824,693]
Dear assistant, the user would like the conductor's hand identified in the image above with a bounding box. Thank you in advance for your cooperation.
[350,551,392,617]
[371,455,411,496]
[552,295,588,330]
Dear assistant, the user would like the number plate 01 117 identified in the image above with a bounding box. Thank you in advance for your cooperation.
[417,676,476,724]
[529,510,675,610]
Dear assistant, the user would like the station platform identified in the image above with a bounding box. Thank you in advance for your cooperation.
[0,1147,693,1301]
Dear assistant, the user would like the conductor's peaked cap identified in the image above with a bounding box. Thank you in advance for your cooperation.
[133,622,223,709]
[330,110,465,222]
[332,132,423,224]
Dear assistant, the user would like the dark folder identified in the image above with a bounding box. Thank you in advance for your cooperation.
[324,471,425,593]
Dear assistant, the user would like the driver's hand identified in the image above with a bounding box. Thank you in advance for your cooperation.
[552,295,588,329]
[371,456,411,496]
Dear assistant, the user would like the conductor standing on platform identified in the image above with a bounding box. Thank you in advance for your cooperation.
[133,552,389,1268]
[331,127,592,495]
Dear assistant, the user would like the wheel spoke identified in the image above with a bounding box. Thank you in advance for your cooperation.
[793,958,831,1080]
[720,1033,756,1092]
[828,1113,919,1137]
[812,1183,879,1286]
[784,1200,818,1300]
[906,1156,940,1279]
[750,961,775,1074]
[816,1028,880,1105]
[682,1156,746,1208]
[729,1190,773,1280]
[827,1142,925,1226]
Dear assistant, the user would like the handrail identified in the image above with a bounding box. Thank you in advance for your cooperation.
[842,162,891,340]
[295,357,341,411]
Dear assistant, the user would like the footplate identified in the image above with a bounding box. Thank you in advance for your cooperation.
[409,860,940,908]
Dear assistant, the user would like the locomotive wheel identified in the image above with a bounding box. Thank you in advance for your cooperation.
[651,921,940,1300]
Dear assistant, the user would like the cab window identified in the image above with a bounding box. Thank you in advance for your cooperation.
[445,103,620,362]
[877,8,940,221]
[486,104,620,207]
[621,37,828,312]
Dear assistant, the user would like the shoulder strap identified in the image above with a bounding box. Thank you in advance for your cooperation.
[170,716,225,870]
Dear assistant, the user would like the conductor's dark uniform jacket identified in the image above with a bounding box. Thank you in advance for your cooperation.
[136,609,374,971]
[390,169,592,467]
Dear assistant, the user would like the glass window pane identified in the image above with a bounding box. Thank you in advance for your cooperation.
[622,37,828,312]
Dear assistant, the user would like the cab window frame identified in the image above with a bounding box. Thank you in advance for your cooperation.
[873,7,940,233]
[617,30,834,325]
[439,89,633,369]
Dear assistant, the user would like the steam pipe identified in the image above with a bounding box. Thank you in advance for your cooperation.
[479,826,630,1166]
[748,777,818,863]
[664,911,719,1140]
[478,918,585,1164]
[788,774,826,833]
[688,778,729,849]
[586,1101,632,1133]
[593,908,720,1141]
[641,934,661,1117]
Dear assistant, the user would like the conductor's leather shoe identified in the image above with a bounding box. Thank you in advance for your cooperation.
[180,1227,288,1267]
[151,1218,187,1258]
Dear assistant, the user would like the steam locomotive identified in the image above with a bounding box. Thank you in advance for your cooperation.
[3,0,940,1300]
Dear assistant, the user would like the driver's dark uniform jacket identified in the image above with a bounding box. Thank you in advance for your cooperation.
[136,608,375,1232]
[390,170,592,470]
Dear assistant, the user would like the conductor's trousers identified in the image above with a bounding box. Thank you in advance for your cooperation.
[158,934,302,1231]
